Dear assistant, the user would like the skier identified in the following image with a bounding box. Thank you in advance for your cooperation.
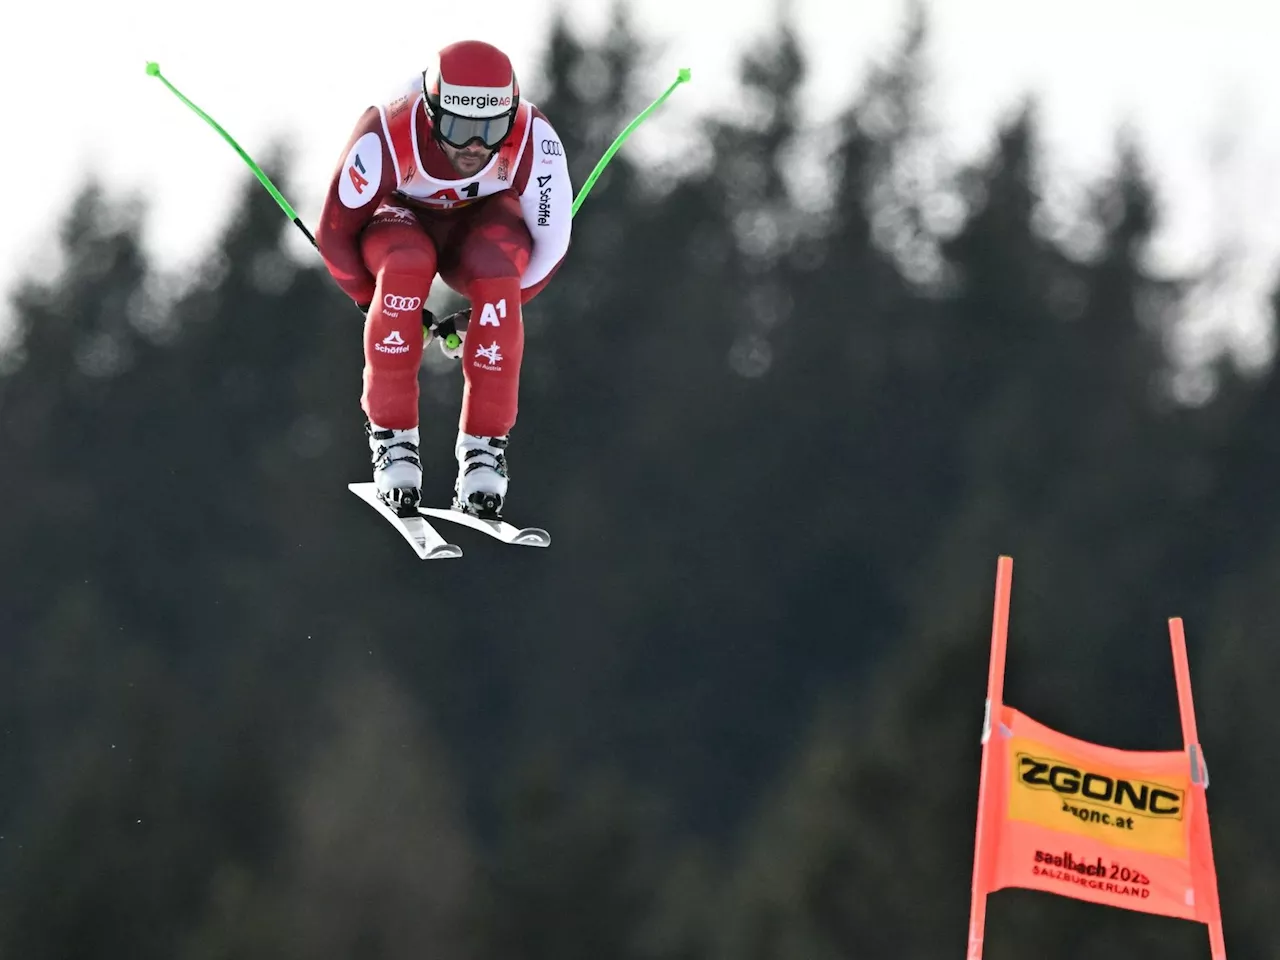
[315,39,573,519]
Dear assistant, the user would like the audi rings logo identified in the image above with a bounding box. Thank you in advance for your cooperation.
[540,139,563,156]
[383,294,421,311]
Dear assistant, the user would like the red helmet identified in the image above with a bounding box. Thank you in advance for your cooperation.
[423,40,521,150]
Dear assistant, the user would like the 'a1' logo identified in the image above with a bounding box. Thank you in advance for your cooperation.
[479,299,507,326]
[427,188,461,207]
[339,132,382,208]
[348,155,368,194]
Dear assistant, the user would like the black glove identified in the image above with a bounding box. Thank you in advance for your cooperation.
[431,306,469,338]
[428,306,469,358]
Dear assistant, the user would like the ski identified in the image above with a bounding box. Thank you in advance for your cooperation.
[419,506,551,548]
[348,483,463,560]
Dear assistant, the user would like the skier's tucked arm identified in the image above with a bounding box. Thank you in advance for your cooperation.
[316,106,398,307]
[514,110,572,303]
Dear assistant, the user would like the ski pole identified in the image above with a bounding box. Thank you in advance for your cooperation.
[571,66,691,217]
[145,60,691,348]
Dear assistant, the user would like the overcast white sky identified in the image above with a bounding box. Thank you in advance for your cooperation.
[5,0,1280,366]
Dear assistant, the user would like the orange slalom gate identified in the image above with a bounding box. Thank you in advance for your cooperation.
[966,556,1226,959]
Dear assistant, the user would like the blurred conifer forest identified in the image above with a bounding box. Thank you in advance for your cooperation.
[2,4,1278,958]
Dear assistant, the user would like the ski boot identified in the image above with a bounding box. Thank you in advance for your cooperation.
[453,431,508,520]
[367,420,422,517]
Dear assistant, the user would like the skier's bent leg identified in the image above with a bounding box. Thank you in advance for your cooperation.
[443,196,532,515]
[449,274,524,516]
[358,217,437,509]
[446,195,532,438]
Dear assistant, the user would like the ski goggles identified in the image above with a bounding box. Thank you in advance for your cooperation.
[434,109,514,150]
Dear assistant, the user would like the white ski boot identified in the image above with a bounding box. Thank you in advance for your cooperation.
[453,431,509,519]
[367,420,422,515]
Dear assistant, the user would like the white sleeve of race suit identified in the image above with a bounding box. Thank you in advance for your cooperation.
[519,115,573,290]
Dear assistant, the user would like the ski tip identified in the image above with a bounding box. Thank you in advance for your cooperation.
[424,544,464,560]
[513,528,551,547]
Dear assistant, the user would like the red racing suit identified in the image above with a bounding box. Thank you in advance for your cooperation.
[315,75,573,437]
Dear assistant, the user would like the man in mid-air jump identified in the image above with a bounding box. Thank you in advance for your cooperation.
[316,39,572,520]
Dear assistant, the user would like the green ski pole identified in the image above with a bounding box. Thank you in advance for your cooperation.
[572,66,691,217]
[146,61,317,246]
[145,60,691,349]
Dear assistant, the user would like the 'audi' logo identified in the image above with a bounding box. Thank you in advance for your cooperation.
[383,294,421,311]
[540,139,563,156]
